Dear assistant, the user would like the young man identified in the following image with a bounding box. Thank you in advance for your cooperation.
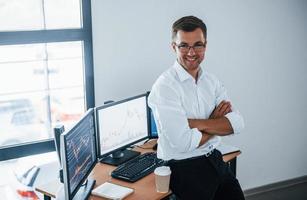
[148,16,245,200]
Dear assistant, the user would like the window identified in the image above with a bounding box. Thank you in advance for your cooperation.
[0,0,81,31]
[0,0,94,161]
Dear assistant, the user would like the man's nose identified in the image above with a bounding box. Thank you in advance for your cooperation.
[187,47,196,55]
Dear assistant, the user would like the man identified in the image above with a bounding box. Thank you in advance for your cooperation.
[148,16,245,200]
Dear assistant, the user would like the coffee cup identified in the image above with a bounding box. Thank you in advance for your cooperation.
[154,166,171,193]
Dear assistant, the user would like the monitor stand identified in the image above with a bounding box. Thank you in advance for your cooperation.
[56,178,96,200]
[100,149,140,166]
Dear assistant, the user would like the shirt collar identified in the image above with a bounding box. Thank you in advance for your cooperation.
[173,60,204,82]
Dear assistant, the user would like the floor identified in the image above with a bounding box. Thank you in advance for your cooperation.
[245,182,307,200]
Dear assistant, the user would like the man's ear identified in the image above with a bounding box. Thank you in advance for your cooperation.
[171,42,177,52]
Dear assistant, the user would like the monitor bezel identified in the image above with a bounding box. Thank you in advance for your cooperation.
[61,108,97,200]
[95,93,150,159]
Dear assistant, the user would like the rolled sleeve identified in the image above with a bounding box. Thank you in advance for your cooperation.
[190,128,203,148]
[225,111,244,134]
[214,75,244,134]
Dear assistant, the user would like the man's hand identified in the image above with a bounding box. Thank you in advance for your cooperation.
[188,100,234,136]
[210,100,232,119]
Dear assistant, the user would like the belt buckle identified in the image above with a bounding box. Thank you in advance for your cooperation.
[205,150,213,157]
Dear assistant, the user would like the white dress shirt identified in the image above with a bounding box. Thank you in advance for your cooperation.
[148,61,244,161]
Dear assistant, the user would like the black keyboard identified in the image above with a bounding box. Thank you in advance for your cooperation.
[111,152,164,182]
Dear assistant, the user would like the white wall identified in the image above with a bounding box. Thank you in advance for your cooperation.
[91,0,307,190]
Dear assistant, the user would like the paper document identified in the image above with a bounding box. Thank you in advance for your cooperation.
[91,182,134,200]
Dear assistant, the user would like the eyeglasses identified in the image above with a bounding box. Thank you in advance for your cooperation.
[174,43,206,53]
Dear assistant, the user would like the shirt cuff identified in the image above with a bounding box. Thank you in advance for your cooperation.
[190,128,203,150]
[225,112,244,134]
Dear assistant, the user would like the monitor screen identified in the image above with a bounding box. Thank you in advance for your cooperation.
[149,108,158,138]
[61,108,97,200]
[96,94,149,165]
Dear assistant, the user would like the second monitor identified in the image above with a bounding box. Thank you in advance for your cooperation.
[60,108,97,200]
[96,93,149,165]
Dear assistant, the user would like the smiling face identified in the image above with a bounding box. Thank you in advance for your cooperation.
[172,28,206,78]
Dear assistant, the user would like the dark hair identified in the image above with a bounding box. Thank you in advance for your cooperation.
[172,16,207,41]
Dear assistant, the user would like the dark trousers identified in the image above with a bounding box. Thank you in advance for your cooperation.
[166,149,245,200]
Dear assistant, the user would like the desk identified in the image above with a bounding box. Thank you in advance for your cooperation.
[35,140,241,200]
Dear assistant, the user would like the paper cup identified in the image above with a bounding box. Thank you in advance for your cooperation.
[154,166,171,193]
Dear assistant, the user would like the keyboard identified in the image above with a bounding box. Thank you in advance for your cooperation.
[111,152,164,182]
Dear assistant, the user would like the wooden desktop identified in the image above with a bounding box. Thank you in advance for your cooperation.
[35,140,241,200]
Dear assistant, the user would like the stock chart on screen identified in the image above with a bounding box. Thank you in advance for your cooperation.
[65,114,96,193]
[97,96,148,155]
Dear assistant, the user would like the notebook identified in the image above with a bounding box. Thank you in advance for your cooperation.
[91,182,134,200]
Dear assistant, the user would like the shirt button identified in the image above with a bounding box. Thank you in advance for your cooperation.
[209,145,213,149]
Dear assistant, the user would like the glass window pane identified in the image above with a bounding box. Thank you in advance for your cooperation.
[0,43,45,63]
[0,41,85,147]
[47,41,84,89]
[0,0,81,31]
[48,59,84,89]
[44,0,82,29]
[0,93,49,146]
[0,0,44,31]
[0,61,46,94]
[50,87,85,128]
[47,41,82,59]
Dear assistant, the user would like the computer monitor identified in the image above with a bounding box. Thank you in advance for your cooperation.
[96,93,149,166]
[149,108,158,138]
[60,108,97,200]
[146,91,158,139]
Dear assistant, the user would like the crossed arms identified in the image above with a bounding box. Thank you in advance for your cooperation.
[188,101,234,147]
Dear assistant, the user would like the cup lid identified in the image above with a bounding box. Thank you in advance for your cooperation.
[154,166,171,176]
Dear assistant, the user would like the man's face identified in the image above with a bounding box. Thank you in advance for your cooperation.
[172,28,206,73]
